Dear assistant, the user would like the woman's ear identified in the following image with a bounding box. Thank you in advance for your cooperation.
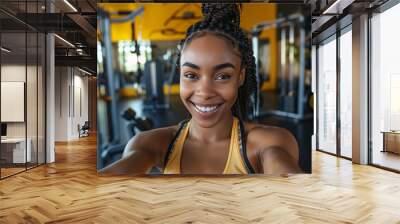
[239,68,245,86]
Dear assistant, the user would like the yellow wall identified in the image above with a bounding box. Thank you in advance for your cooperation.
[97,3,138,41]
[98,3,278,90]
[98,3,202,41]
[241,4,277,90]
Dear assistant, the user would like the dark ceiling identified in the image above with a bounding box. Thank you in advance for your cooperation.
[0,0,97,73]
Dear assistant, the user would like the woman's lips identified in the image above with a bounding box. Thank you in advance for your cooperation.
[189,101,223,114]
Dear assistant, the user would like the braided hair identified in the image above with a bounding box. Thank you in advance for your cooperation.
[178,3,256,121]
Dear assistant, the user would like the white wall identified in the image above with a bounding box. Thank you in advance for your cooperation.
[72,72,89,138]
[1,65,26,140]
[54,66,89,141]
[55,66,69,141]
[1,64,26,81]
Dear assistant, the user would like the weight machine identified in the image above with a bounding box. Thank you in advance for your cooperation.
[251,13,312,121]
[143,58,170,111]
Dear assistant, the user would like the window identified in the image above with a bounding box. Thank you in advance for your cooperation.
[339,27,352,158]
[317,35,337,154]
[370,2,400,171]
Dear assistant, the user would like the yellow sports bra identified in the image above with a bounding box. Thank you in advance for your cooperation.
[163,117,255,174]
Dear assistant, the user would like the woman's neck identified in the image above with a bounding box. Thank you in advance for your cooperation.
[188,114,234,143]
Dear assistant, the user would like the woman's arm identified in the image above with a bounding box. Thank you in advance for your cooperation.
[98,132,160,175]
[260,146,301,175]
[251,126,302,175]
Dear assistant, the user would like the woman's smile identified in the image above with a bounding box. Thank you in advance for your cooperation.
[189,101,224,115]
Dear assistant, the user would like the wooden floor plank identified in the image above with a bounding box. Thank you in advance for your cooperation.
[0,134,400,223]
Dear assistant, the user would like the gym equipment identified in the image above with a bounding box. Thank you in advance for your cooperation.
[251,13,312,121]
[164,47,180,105]
[97,6,144,169]
[143,59,170,110]
[78,121,90,138]
[100,107,153,166]
[143,45,181,111]
[121,107,154,138]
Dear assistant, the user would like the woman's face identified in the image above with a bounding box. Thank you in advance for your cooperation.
[180,33,245,128]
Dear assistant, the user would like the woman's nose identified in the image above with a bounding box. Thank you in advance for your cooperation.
[195,77,216,98]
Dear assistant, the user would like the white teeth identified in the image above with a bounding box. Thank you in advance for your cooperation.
[193,104,219,113]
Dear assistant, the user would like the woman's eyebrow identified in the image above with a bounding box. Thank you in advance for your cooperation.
[181,62,236,71]
[213,63,235,71]
[182,62,200,70]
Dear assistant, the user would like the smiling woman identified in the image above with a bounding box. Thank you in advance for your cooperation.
[99,3,302,175]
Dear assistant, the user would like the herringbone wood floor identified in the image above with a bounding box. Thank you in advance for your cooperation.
[1,134,400,223]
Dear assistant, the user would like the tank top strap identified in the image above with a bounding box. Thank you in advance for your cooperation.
[163,119,189,169]
[238,119,256,174]
[222,117,245,174]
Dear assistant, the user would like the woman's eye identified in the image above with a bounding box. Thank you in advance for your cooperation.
[216,74,231,80]
[183,73,198,80]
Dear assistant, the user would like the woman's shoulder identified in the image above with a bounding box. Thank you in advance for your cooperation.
[123,123,184,167]
[243,122,294,142]
[136,124,181,140]
[242,121,299,162]
[129,124,182,150]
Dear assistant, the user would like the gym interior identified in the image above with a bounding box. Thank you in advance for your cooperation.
[0,0,400,223]
[96,3,313,173]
